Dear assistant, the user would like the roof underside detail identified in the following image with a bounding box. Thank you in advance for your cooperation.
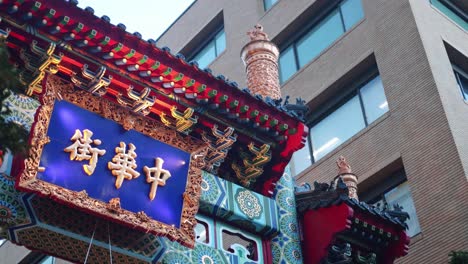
[0,0,308,194]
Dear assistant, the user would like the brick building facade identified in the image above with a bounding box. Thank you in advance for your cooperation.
[156,0,468,263]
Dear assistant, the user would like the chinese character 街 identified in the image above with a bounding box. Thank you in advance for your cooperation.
[64,129,106,175]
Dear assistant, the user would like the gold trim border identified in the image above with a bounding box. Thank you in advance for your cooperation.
[17,75,207,248]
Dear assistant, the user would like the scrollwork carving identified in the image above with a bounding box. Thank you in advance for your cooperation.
[107,197,122,213]
[232,142,271,188]
[160,106,198,135]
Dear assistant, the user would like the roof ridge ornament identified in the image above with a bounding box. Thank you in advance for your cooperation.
[337,156,352,174]
[336,156,359,200]
[247,24,269,41]
[241,24,281,100]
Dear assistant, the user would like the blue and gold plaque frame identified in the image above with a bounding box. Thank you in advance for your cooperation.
[17,76,207,248]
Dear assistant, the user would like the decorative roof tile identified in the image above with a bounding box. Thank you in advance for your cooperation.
[0,0,308,194]
[295,178,409,229]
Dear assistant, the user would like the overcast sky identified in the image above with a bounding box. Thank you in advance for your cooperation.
[77,0,195,41]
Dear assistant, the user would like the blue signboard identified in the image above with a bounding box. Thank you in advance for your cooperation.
[38,100,190,228]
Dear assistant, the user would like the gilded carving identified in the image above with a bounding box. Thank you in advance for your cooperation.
[77,190,88,198]
[107,197,122,213]
[136,211,150,222]
[19,40,63,96]
[232,143,271,187]
[64,129,106,175]
[201,125,237,173]
[18,75,208,248]
[71,64,112,96]
[108,142,140,189]
[143,158,171,201]
[122,115,137,131]
[116,86,155,116]
[160,106,198,135]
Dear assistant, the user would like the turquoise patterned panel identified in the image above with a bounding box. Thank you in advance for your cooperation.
[161,239,230,264]
[199,171,279,236]
[199,170,228,218]
[215,221,263,264]
[194,214,216,248]
[0,94,38,238]
[4,94,40,131]
[270,170,303,264]
[163,171,303,264]
[0,172,31,238]
[162,216,263,264]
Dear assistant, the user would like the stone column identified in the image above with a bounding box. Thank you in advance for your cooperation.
[240,25,281,100]
[336,156,359,200]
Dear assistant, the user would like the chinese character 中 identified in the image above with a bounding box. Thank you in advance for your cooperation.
[108,142,140,189]
[143,157,171,201]
[64,129,106,175]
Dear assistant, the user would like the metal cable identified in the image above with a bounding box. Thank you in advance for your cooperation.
[84,221,98,264]
[108,222,113,264]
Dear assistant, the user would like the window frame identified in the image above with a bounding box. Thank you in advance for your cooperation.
[308,93,365,162]
[188,25,225,68]
[430,0,468,30]
[453,64,468,100]
[435,0,468,23]
[360,169,407,203]
[307,70,383,164]
[38,256,56,264]
[278,0,364,83]
[360,170,421,238]
[263,0,279,11]
[279,0,341,83]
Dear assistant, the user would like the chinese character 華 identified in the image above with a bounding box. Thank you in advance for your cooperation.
[108,142,140,189]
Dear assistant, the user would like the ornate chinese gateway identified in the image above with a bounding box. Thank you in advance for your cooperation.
[0,1,409,263]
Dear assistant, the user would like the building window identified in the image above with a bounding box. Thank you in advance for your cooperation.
[290,136,312,176]
[290,73,388,175]
[310,74,387,162]
[38,256,55,264]
[453,65,468,100]
[431,0,468,30]
[374,182,421,237]
[264,0,278,10]
[279,0,364,83]
[190,27,226,69]
[361,169,421,237]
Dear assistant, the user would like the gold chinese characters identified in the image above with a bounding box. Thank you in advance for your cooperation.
[144,158,171,201]
[64,129,172,201]
[108,142,140,189]
[64,129,106,175]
